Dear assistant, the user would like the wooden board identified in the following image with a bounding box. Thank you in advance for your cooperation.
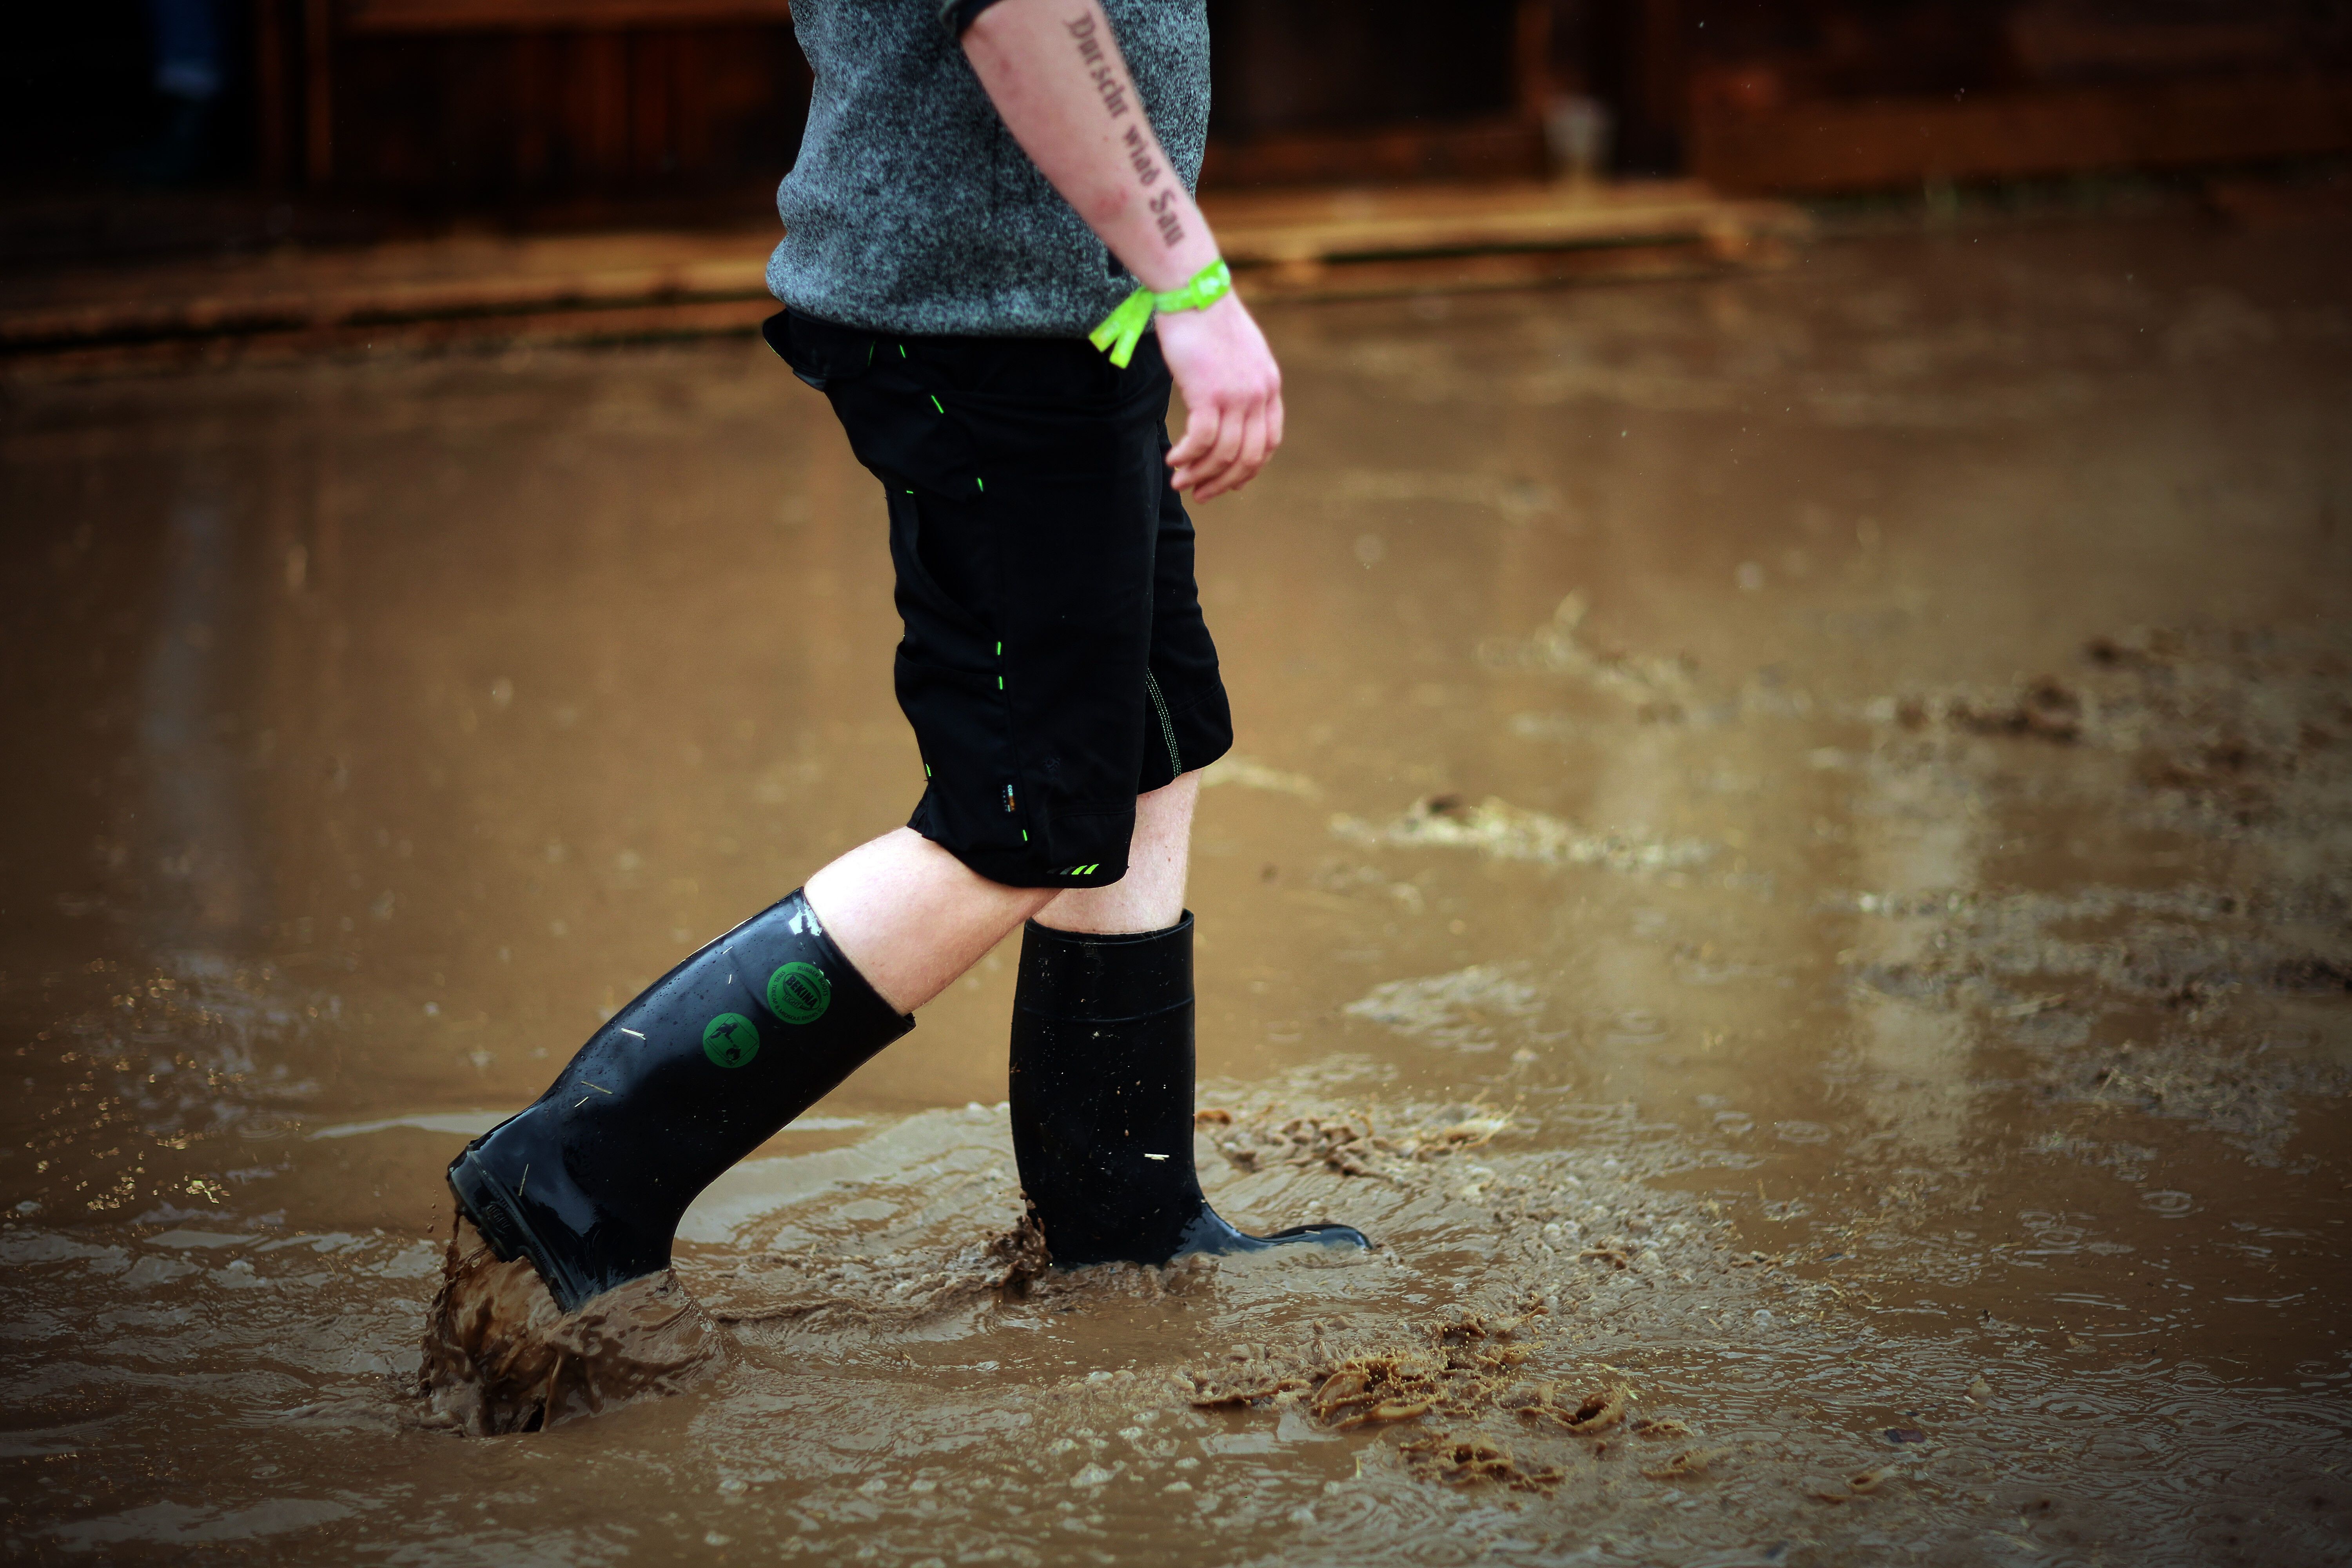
[1694,71,2352,195]
[1225,239,1788,305]
[343,0,796,34]
[1,181,1804,361]
[0,229,775,352]
[1202,179,1806,267]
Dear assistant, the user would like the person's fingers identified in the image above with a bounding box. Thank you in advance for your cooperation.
[1195,396,1249,492]
[1166,399,1218,480]
[1187,406,1239,497]
[1199,401,1269,501]
[1170,401,1232,493]
[1265,381,1286,454]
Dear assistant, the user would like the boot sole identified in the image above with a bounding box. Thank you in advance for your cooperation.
[1048,1216,1376,1267]
[1211,1221,1373,1256]
[446,1148,599,1315]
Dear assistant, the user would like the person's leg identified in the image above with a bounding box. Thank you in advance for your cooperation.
[1005,417,1365,1265]
[1007,877,1372,1263]
[453,318,1193,1312]
[447,823,1054,1313]
[808,827,1055,1013]
[1030,770,1199,937]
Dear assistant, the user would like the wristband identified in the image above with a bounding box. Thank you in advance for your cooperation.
[1088,258,1233,369]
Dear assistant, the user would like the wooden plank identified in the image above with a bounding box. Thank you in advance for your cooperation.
[1201,179,1806,266]
[1695,71,2352,195]
[1229,238,1783,305]
[1512,0,1551,122]
[630,30,671,179]
[514,32,551,183]
[0,231,775,352]
[343,0,796,33]
[0,183,1803,359]
[255,0,291,187]
[8,298,779,378]
[305,0,336,186]
[584,29,629,178]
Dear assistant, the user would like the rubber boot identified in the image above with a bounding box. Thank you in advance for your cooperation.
[1009,913,1370,1265]
[448,889,911,1312]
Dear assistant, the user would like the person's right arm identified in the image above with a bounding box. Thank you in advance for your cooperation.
[959,0,1281,499]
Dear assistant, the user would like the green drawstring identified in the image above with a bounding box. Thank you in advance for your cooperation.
[1088,258,1233,369]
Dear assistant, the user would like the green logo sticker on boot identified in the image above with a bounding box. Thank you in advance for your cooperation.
[766,962,831,1025]
[702,1012,760,1068]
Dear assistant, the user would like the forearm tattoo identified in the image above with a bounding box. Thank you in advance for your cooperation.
[1066,12,1184,247]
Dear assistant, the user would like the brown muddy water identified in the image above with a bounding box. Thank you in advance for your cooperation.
[4,217,2350,1565]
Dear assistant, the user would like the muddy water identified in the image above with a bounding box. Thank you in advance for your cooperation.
[4,217,2349,1564]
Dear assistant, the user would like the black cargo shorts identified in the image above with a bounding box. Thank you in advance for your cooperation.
[767,308,1234,890]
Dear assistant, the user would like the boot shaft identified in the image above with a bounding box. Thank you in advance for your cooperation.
[1009,915,1208,1264]
[537,891,912,1202]
[454,889,913,1309]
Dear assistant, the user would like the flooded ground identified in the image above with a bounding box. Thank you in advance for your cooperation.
[3,214,2349,1565]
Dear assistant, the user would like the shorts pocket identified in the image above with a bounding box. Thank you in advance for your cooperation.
[895,655,1028,856]
[887,490,995,664]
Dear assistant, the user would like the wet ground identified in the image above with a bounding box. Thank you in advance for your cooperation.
[4,213,2349,1564]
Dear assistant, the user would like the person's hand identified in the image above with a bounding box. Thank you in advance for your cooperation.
[1155,292,1284,500]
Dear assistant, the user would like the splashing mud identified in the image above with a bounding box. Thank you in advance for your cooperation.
[417,1215,726,1435]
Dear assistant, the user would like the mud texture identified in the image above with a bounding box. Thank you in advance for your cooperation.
[416,1214,726,1435]
[4,214,2350,1564]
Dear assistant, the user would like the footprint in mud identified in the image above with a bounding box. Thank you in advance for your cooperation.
[416,1215,728,1436]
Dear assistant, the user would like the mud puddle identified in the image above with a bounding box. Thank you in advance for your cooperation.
[5,215,2350,1563]
[418,1214,726,1436]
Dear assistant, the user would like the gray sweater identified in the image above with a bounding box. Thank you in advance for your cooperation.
[768,0,1209,338]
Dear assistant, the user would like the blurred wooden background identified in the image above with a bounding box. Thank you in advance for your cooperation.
[2,1,2347,239]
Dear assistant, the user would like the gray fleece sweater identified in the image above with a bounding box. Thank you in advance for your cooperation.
[767,0,1209,338]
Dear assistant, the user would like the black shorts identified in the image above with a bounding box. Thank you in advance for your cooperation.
[768,309,1234,890]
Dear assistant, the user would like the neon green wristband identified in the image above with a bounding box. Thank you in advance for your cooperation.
[1088,258,1233,369]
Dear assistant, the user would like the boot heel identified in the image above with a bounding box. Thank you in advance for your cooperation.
[447,1148,593,1310]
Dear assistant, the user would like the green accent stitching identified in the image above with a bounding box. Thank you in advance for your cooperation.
[1144,670,1183,780]
[976,477,985,493]
[701,1013,759,1069]
[930,394,943,412]
[765,962,831,1025]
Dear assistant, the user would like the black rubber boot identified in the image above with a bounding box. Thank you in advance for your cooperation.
[448,889,912,1312]
[1009,913,1370,1265]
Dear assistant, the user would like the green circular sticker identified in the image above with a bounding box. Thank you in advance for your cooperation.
[701,1012,760,1069]
[766,962,831,1025]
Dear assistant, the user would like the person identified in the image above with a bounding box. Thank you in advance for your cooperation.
[121,0,225,183]
[446,0,1368,1315]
